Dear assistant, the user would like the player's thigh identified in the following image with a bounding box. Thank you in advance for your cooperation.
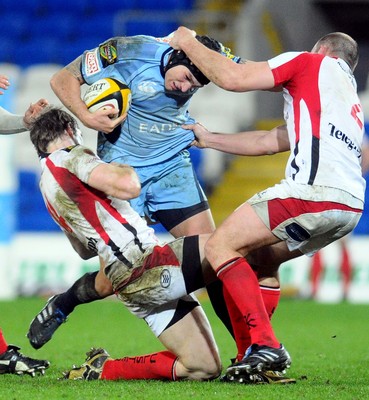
[247,242,303,280]
[208,201,279,257]
[169,209,215,237]
[248,241,302,269]
[158,305,221,377]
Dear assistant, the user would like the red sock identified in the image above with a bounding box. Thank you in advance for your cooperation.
[340,242,352,298]
[224,285,281,361]
[216,258,279,348]
[310,251,323,298]
[0,329,8,354]
[260,286,281,319]
[101,351,177,380]
[223,286,250,361]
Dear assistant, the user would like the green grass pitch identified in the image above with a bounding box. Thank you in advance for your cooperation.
[1,296,368,400]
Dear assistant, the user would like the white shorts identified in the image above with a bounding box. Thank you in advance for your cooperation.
[108,237,202,336]
[247,179,363,256]
[144,293,199,337]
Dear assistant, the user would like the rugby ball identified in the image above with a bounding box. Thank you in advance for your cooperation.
[83,78,131,118]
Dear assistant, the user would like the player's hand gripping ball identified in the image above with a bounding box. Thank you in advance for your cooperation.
[83,78,131,119]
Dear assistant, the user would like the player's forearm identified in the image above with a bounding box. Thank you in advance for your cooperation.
[50,68,89,122]
[0,107,26,134]
[201,125,290,156]
[202,130,274,156]
[178,36,239,91]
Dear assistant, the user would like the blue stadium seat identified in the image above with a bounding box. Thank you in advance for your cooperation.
[3,0,43,16]
[29,14,77,41]
[0,38,17,64]
[42,0,91,16]
[13,38,61,67]
[89,0,138,13]
[1,13,30,41]
[138,0,195,11]
[73,13,116,41]
[16,171,59,232]
[124,19,178,37]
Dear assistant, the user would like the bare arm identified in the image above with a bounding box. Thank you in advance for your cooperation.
[50,59,126,133]
[0,74,48,134]
[169,27,275,92]
[186,123,290,156]
[88,162,141,200]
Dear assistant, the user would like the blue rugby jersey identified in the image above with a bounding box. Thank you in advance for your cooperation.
[81,35,197,167]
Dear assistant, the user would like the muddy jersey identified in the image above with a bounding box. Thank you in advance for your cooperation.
[81,35,197,167]
[39,145,160,276]
[268,52,366,201]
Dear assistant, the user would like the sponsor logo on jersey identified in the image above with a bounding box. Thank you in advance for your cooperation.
[99,40,118,67]
[85,49,101,76]
[139,122,179,133]
[328,122,361,156]
[138,81,158,93]
[160,269,171,288]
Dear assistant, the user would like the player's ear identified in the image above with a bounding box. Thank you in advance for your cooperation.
[66,124,76,139]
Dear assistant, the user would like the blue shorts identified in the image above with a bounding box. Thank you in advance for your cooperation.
[130,150,209,225]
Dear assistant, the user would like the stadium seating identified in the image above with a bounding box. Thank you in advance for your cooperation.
[138,0,195,11]
[124,19,178,37]
[2,1,200,234]
[1,13,30,42]
[30,14,78,41]
[88,0,138,14]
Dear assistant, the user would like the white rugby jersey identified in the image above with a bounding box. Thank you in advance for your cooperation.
[39,145,159,273]
[268,52,366,201]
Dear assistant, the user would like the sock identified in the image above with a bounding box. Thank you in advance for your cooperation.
[54,271,103,316]
[101,351,177,380]
[206,280,234,338]
[216,257,280,348]
[310,251,323,298]
[260,285,281,319]
[223,286,250,361]
[0,329,8,353]
[340,242,352,299]
[225,285,281,361]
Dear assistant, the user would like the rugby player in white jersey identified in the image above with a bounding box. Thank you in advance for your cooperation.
[28,106,223,381]
[169,30,365,382]
[0,73,49,376]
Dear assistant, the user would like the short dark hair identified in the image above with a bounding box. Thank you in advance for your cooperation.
[30,107,78,156]
[314,32,359,70]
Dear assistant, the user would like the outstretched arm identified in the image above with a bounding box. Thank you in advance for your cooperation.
[0,100,48,135]
[0,74,48,134]
[169,27,275,92]
[186,123,290,156]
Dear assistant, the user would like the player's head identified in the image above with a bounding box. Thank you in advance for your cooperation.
[311,32,358,71]
[163,35,231,95]
[30,107,82,156]
[165,35,222,85]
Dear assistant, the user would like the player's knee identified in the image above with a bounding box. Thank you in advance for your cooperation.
[95,272,113,297]
[203,236,219,266]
